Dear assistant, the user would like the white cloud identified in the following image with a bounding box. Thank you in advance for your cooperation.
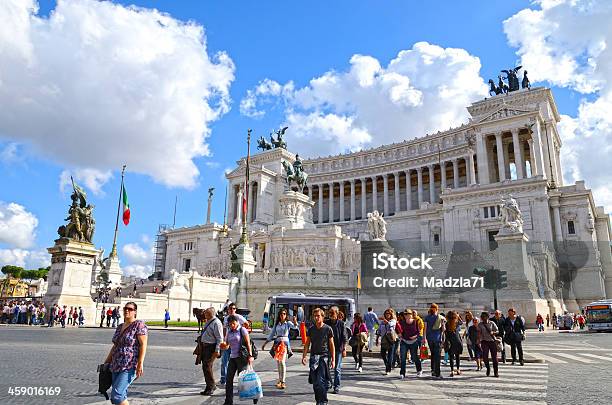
[240,42,487,157]
[0,201,38,249]
[122,264,152,279]
[240,79,295,118]
[0,142,20,164]
[60,168,113,196]
[122,242,153,266]
[0,0,235,189]
[0,248,49,269]
[504,0,612,212]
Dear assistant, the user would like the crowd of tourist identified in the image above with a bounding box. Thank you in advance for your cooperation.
[1,299,84,327]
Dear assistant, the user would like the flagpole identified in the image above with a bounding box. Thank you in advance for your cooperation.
[239,129,251,245]
[110,165,126,258]
[222,182,228,235]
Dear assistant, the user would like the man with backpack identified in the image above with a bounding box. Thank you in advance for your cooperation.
[424,303,445,378]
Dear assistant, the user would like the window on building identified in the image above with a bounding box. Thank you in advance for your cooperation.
[184,242,194,251]
[433,233,440,246]
[568,220,576,235]
[488,230,498,251]
[484,206,499,219]
[183,258,191,272]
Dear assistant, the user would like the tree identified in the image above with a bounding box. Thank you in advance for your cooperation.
[1,265,24,279]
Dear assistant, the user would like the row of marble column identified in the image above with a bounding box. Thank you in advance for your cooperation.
[487,129,539,182]
[229,181,258,226]
[307,156,475,224]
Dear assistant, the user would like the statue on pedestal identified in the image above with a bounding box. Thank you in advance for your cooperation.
[57,177,96,243]
[499,195,524,234]
[257,136,273,151]
[367,210,387,241]
[270,126,288,149]
[282,154,309,192]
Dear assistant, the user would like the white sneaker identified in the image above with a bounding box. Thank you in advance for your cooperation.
[384,371,389,376]
[358,367,362,373]
[399,374,405,379]
[416,371,423,377]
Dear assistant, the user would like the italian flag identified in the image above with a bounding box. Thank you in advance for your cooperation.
[122,185,131,225]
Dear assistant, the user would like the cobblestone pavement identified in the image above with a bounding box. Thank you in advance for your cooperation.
[0,325,611,405]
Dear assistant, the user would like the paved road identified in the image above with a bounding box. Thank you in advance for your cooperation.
[0,325,611,405]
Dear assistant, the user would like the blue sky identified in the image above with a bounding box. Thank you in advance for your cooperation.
[1,0,610,276]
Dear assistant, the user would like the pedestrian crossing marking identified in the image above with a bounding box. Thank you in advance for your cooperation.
[427,387,546,398]
[349,385,449,400]
[526,352,567,363]
[553,352,597,363]
[457,399,546,405]
[580,353,612,362]
[427,380,547,390]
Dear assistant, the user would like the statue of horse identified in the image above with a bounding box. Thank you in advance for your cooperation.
[498,75,509,94]
[488,79,502,96]
[270,126,288,149]
[257,135,272,151]
[282,160,308,192]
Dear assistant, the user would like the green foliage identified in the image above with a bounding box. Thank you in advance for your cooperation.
[1,265,24,279]
[1,265,49,281]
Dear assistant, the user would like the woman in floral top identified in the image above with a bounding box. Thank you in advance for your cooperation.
[103,302,148,405]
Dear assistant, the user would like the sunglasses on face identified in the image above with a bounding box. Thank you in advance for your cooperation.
[229,307,237,310]
[123,307,135,312]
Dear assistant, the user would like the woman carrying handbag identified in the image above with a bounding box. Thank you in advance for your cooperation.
[349,313,368,373]
[261,309,294,389]
[222,315,258,405]
[102,302,148,405]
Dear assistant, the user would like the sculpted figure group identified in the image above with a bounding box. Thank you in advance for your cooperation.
[367,210,387,241]
[57,177,96,243]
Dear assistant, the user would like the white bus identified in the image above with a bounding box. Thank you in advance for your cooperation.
[585,299,612,332]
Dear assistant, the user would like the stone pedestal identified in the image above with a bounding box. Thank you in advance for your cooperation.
[233,243,256,308]
[45,239,97,325]
[103,255,123,287]
[276,191,316,230]
[495,232,549,324]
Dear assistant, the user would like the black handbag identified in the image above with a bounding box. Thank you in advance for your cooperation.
[97,363,112,400]
[240,329,258,360]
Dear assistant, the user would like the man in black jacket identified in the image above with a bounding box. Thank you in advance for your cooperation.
[491,310,506,363]
[504,308,525,365]
[324,306,347,394]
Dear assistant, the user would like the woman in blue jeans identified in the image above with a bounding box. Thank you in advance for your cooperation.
[104,302,148,405]
[397,310,423,378]
[376,308,397,375]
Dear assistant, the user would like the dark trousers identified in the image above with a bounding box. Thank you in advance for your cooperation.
[201,344,217,392]
[351,343,364,368]
[225,356,247,405]
[309,355,329,404]
[467,341,474,359]
[400,341,422,376]
[449,351,460,370]
[380,344,392,372]
[106,316,111,327]
[510,340,524,363]
[481,340,499,374]
[428,339,441,377]
[100,317,104,327]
